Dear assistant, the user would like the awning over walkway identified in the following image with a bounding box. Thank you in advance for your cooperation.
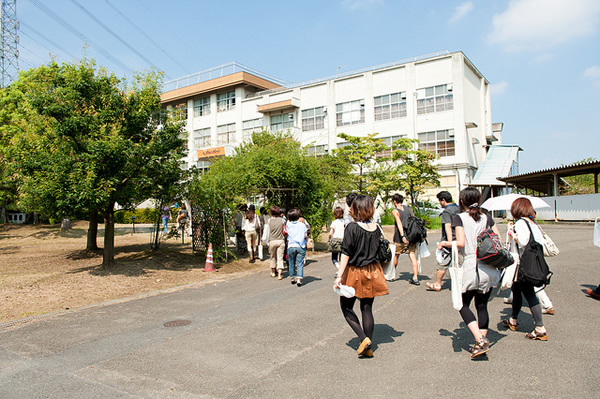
[499,160,600,195]
[470,145,522,186]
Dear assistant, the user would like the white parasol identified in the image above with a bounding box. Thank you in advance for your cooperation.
[480,193,550,211]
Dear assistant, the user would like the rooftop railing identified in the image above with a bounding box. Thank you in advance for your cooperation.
[162,62,286,92]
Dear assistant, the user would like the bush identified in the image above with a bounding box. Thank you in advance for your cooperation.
[114,208,160,224]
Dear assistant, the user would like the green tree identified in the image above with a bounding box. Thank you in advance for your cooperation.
[333,132,387,192]
[560,157,597,195]
[392,138,440,210]
[187,131,351,256]
[1,60,187,265]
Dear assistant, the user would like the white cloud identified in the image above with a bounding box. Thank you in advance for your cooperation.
[450,2,474,23]
[584,66,600,88]
[341,0,384,10]
[488,0,600,52]
[584,66,600,78]
[491,81,509,96]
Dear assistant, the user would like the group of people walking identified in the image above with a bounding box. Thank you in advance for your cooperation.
[331,188,553,359]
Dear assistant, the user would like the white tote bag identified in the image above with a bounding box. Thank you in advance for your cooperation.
[449,241,463,311]
[594,218,600,248]
[382,243,396,281]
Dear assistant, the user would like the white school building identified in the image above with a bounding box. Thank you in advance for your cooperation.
[161,50,508,201]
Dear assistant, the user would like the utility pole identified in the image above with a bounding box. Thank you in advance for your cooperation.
[0,0,18,88]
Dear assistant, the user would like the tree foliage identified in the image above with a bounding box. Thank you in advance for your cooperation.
[392,138,440,209]
[333,132,387,192]
[187,131,352,256]
[0,59,187,265]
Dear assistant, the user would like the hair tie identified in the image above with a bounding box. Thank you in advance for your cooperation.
[468,204,480,209]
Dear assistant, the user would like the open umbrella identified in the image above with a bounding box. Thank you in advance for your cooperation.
[480,193,550,211]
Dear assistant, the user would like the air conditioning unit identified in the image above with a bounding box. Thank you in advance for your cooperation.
[401,93,407,100]
[322,106,327,113]
[288,113,294,120]
[447,84,453,92]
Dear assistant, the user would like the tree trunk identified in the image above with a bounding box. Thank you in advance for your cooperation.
[87,210,99,250]
[102,206,115,266]
[153,202,162,249]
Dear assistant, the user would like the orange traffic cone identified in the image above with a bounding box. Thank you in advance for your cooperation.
[203,243,217,272]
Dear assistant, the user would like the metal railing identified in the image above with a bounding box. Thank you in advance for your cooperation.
[162,62,285,92]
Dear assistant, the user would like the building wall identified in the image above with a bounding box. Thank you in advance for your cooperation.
[165,52,494,197]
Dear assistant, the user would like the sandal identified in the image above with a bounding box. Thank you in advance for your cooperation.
[357,337,372,356]
[425,282,441,291]
[470,337,490,358]
[525,330,548,341]
[502,318,518,331]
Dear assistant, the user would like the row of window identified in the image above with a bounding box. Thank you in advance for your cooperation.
[182,85,452,133]
[194,124,455,158]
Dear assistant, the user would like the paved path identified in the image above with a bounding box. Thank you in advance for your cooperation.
[1,223,599,398]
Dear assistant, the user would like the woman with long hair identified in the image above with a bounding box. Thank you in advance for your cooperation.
[504,198,549,340]
[439,187,501,358]
[267,206,286,279]
[242,204,260,263]
[333,195,389,358]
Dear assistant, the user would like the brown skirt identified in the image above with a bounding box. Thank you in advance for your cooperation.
[341,262,389,298]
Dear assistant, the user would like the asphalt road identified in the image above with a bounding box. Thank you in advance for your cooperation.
[1,223,599,398]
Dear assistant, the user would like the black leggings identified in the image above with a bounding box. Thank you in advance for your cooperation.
[332,251,341,264]
[340,296,374,342]
[511,281,543,327]
[459,290,492,330]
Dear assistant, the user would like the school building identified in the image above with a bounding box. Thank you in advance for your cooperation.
[160,50,512,201]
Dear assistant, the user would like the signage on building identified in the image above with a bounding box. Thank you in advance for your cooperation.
[197,147,226,161]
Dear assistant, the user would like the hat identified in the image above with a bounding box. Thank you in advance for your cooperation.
[248,204,255,210]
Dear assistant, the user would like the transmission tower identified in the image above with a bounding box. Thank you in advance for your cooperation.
[1,0,18,88]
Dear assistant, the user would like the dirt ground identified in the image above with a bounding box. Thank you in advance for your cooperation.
[0,221,310,323]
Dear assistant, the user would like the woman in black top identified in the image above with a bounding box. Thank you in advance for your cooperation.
[334,195,389,357]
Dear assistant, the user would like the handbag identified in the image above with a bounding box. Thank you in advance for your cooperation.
[306,237,315,250]
[377,225,392,264]
[533,221,559,257]
[327,237,343,252]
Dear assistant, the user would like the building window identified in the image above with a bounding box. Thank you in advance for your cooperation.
[270,112,294,132]
[418,129,455,157]
[217,90,236,112]
[305,144,328,157]
[374,93,407,121]
[217,123,236,144]
[416,84,453,114]
[301,107,326,131]
[336,100,365,126]
[168,102,188,120]
[193,96,210,117]
[196,160,211,173]
[376,135,406,159]
[243,118,264,132]
[193,127,211,148]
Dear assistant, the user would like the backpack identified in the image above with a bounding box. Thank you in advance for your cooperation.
[476,228,514,269]
[516,220,553,288]
[377,225,393,263]
[405,214,427,244]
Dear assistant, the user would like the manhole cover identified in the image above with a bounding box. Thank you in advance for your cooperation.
[163,320,192,328]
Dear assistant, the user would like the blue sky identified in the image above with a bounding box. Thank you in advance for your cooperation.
[15,0,600,173]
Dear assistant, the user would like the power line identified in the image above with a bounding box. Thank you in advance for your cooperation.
[68,0,169,78]
[18,42,48,63]
[104,0,189,76]
[19,20,78,60]
[27,0,133,75]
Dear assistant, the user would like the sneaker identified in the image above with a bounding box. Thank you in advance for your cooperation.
[296,282,302,287]
[503,297,513,304]
[409,278,420,286]
[542,307,555,315]
[291,278,296,285]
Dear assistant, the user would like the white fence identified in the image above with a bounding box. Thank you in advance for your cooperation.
[535,193,600,221]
